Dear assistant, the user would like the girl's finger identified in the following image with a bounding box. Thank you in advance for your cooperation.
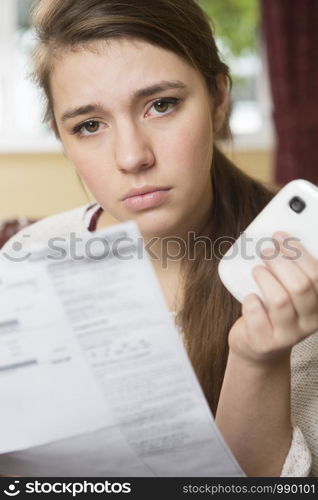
[242,293,274,357]
[252,265,299,344]
[273,231,318,296]
[260,247,318,320]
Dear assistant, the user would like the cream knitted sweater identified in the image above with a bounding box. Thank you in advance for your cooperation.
[1,204,315,477]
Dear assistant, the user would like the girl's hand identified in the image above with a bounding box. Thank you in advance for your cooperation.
[228,231,318,365]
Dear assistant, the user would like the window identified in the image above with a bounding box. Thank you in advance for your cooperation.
[0,0,61,152]
[199,0,274,150]
[0,0,273,153]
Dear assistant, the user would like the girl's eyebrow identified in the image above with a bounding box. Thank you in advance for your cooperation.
[60,80,187,122]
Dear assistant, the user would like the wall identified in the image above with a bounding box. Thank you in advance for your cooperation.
[0,153,88,219]
[0,149,274,220]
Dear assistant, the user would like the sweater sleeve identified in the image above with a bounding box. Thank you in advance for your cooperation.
[280,426,312,477]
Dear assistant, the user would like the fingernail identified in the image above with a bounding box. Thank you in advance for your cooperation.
[261,247,275,257]
[273,231,288,243]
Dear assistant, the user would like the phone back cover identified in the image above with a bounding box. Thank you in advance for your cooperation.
[217,179,318,304]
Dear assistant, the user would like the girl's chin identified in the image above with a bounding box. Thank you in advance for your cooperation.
[115,207,181,238]
[136,221,180,240]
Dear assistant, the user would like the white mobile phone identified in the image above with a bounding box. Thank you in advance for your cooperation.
[217,179,318,305]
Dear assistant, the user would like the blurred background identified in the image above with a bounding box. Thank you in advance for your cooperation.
[0,0,317,231]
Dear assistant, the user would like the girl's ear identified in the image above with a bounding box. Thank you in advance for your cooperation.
[212,73,230,134]
[50,118,67,157]
[49,118,60,139]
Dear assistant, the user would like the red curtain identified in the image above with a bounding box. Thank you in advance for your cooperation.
[261,0,318,186]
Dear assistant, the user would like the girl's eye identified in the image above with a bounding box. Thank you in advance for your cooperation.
[147,98,181,117]
[72,98,181,137]
[72,120,103,137]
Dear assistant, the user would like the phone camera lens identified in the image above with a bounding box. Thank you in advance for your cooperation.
[289,196,306,213]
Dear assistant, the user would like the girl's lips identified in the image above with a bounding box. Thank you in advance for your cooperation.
[122,189,171,211]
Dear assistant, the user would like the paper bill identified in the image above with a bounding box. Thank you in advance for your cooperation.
[0,221,244,477]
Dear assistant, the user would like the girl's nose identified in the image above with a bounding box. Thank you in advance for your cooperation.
[114,122,155,174]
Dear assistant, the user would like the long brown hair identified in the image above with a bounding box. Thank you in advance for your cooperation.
[31,0,278,415]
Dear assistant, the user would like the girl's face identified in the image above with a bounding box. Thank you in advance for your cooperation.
[51,38,225,238]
